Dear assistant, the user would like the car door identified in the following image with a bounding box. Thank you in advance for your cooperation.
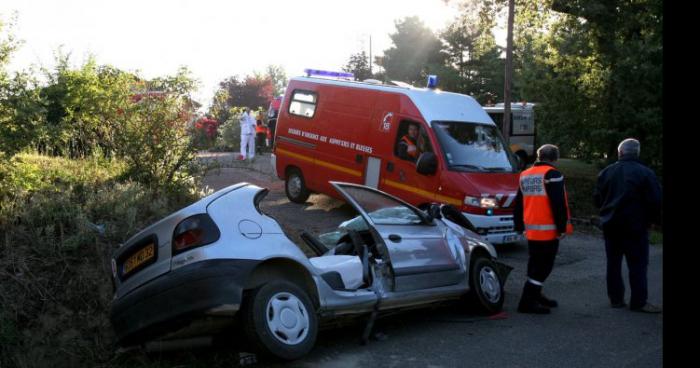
[330,182,463,292]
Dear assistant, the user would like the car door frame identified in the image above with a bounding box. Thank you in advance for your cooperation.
[330,181,464,292]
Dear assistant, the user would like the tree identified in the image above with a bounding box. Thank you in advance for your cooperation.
[38,53,137,157]
[513,0,662,172]
[378,17,447,86]
[343,50,372,81]
[115,67,201,187]
[0,15,42,158]
[265,65,288,97]
[440,0,505,102]
[551,0,662,168]
[208,74,274,123]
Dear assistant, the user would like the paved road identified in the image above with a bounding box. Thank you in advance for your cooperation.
[199,153,663,368]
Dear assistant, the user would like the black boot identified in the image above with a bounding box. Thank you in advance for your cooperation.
[537,293,558,308]
[518,282,550,314]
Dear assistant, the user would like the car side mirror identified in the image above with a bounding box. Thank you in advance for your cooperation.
[428,203,442,220]
[416,152,438,175]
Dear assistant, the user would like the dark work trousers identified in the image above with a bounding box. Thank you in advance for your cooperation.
[527,239,560,283]
[268,124,276,147]
[520,239,560,305]
[256,133,266,154]
[603,226,649,309]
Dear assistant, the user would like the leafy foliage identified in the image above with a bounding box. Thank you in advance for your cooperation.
[208,71,276,124]
[343,50,373,81]
[114,67,202,188]
[0,154,206,368]
[377,16,447,86]
[516,0,662,173]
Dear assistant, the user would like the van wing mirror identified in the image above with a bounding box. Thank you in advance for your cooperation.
[416,152,438,175]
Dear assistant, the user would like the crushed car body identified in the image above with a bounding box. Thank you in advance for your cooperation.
[109,181,512,360]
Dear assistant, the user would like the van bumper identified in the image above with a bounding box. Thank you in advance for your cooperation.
[462,213,524,244]
[110,259,259,346]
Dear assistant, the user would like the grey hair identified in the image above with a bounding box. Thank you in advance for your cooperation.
[618,138,640,157]
[537,144,560,162]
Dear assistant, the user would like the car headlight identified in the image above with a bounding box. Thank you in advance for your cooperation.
[464,196,499,208]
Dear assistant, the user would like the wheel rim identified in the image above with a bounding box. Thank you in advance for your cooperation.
[265,292,310,345]
[287,174,302,198]
[479,266,502,304]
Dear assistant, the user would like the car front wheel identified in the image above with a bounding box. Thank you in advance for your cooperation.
[242,280,318,360]
[468,256,505,314]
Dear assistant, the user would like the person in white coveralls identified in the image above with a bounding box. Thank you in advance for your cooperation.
[239,107,257,160]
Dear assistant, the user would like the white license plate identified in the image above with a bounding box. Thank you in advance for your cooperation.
[503,234,521,243]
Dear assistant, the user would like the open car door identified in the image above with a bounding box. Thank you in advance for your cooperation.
[330,182,463,292]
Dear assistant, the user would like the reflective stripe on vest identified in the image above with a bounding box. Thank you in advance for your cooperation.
[401,136,418,158]
[526,224,558,231]
[520,165,574,241]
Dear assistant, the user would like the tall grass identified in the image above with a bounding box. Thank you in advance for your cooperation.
[0,154,207,368]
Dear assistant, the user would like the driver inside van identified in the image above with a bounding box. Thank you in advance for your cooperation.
[397,123,423,162]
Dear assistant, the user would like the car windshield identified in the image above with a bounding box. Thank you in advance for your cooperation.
[431,121,517,172]
[317,214,369,249]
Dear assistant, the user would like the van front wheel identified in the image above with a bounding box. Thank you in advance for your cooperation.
[285,168,310,203]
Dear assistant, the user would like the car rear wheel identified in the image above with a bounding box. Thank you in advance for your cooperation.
[285,168,310,203]
[242,280,318,360]
[468,256,504,314]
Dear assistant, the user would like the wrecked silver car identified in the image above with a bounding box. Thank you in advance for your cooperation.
[109,181,512,360]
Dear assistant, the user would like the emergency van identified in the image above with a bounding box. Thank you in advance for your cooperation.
[272,70,523,244]
[483,102,536,164]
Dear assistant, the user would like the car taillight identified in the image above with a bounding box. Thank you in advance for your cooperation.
[172,214,221,255]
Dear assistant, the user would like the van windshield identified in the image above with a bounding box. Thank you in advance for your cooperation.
[431,121,517,173]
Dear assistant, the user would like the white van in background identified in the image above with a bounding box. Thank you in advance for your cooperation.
[483,102,536,164]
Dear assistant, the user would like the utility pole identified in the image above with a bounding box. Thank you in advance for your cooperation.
[503,0,515,145]
[369,35,373,77]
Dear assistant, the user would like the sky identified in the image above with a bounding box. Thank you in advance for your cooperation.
[2,0,505,109]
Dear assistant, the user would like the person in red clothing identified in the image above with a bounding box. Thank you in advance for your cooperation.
[513,144,573,314]
[255,112,268,154]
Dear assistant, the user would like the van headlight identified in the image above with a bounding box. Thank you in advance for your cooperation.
[464,196,499,208]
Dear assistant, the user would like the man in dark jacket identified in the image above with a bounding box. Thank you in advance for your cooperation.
[514,144,573,314]
[594,138,662,313]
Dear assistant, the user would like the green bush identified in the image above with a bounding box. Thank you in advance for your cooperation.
[557,158,599,220]
[218,107,246,152]
[114,69,202,188]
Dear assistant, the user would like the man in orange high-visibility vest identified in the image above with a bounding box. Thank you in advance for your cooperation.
[513,144,573,314]
[397,123,422,162]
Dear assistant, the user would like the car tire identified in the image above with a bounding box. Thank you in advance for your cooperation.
[285,168,310,203]
[242,280,318,361]
[468,256,505,314]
